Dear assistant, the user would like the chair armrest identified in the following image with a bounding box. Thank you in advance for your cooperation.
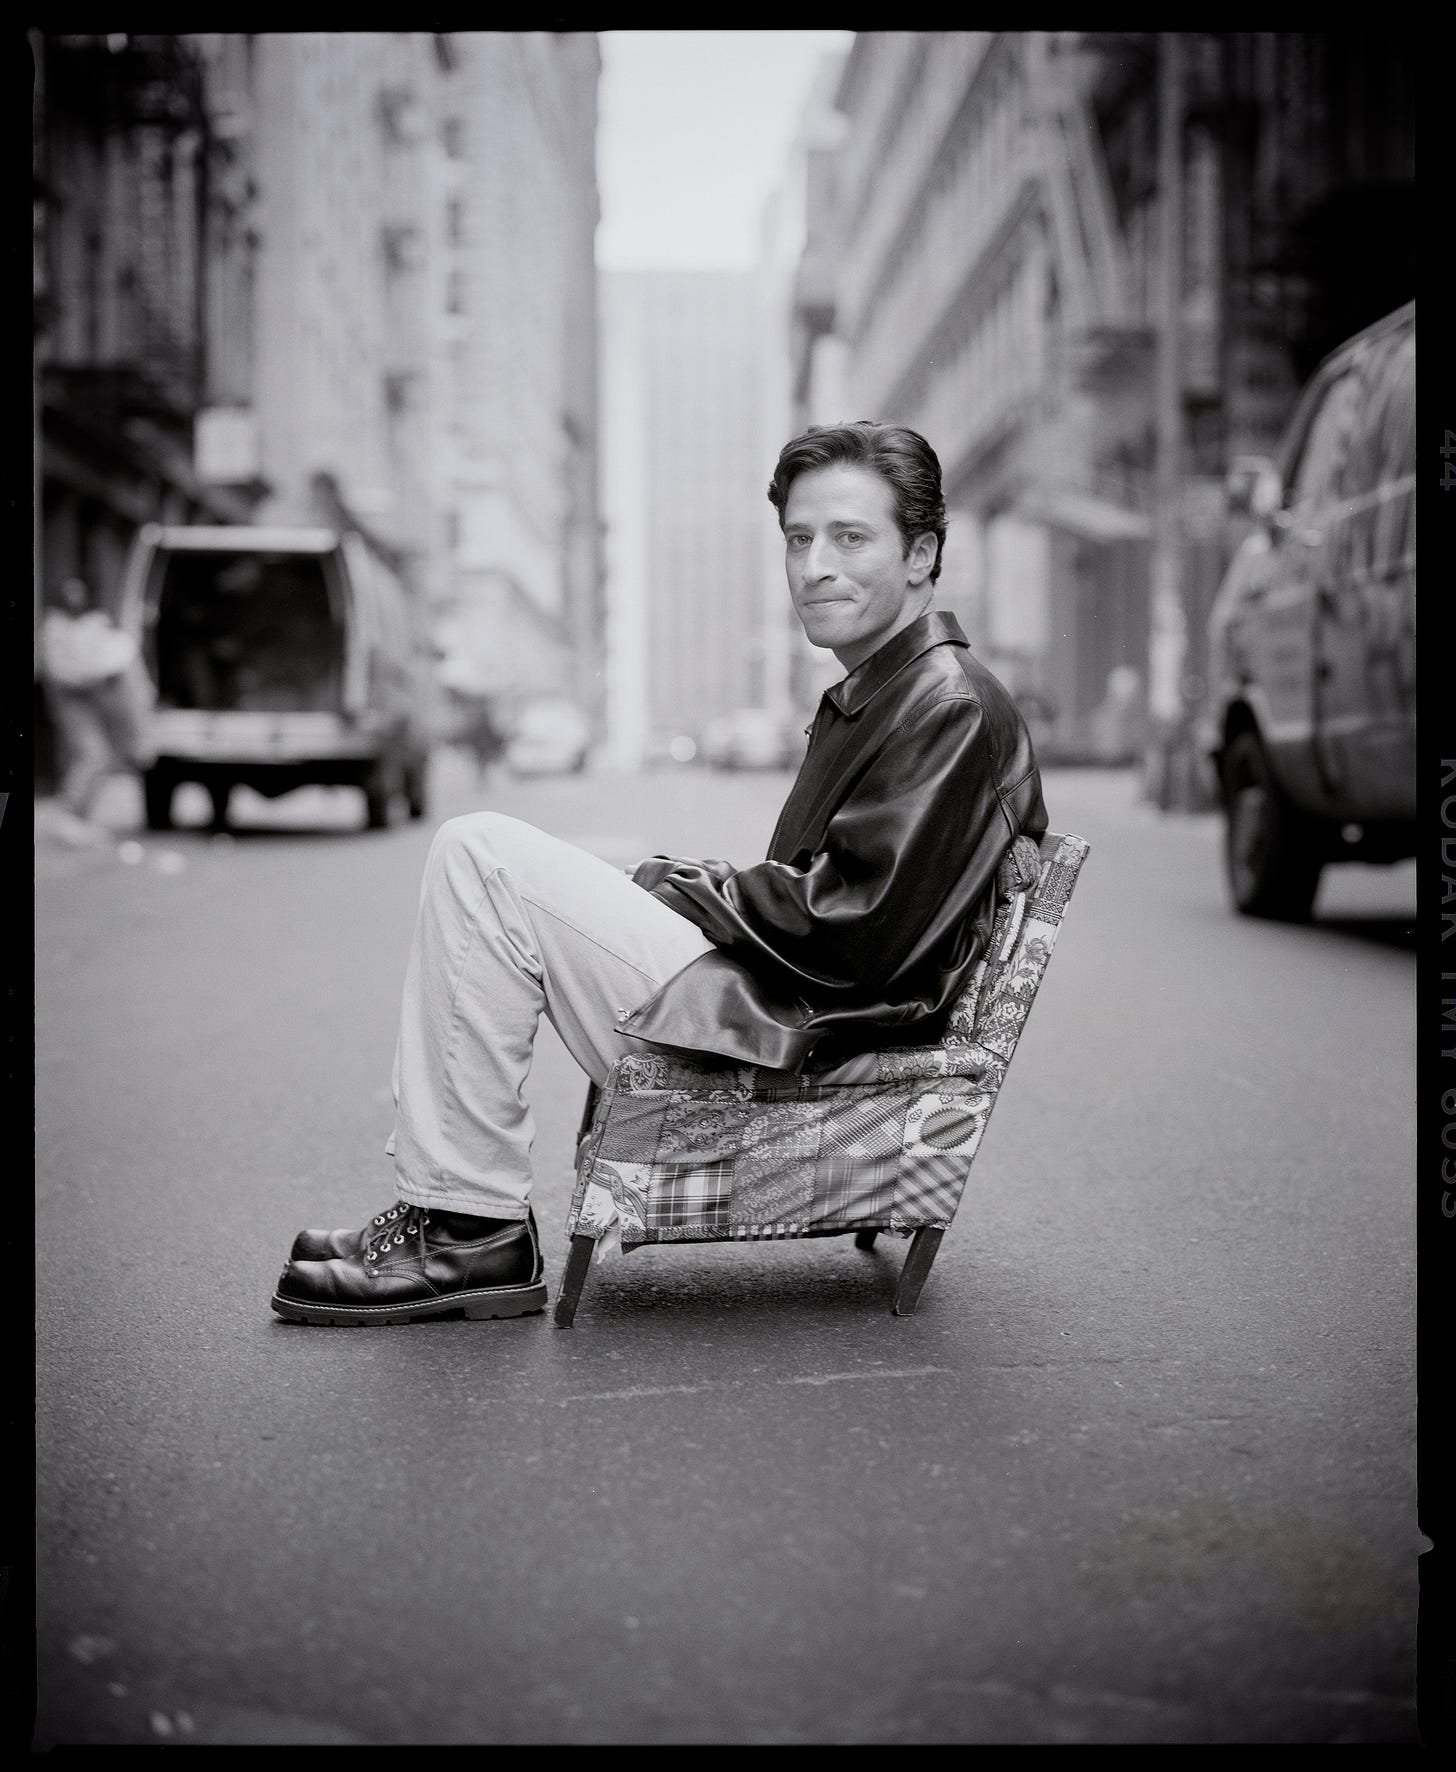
[808,1041,1004,1089]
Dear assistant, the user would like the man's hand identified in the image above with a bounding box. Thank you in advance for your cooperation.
[628,855,736,892]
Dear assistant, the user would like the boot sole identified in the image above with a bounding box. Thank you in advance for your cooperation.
[270,1279,548,1326]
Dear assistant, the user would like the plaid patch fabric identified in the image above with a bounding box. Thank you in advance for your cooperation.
[645,1159,734,1232]
[566,831,1089,1248]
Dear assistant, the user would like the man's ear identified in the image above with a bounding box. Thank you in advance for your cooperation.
[906,531,938,585]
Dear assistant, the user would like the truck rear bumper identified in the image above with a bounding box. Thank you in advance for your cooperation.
[150,710,384,765]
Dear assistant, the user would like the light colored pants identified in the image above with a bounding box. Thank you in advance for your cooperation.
[387,811,716,1217]
[48,668,155,819]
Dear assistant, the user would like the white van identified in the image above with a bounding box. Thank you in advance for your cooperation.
[1202,302,1415,919]
[118,525,434,831]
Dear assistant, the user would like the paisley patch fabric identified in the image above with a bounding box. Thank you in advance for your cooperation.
[566,831,1089,1250]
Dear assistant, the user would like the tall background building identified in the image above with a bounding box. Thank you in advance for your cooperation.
[246,33,454,591]
[600,269,777,765]
[430,33,603,731]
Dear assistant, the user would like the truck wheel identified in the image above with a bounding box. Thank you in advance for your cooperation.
[143,768,176,832]
[1222,731,1323,921]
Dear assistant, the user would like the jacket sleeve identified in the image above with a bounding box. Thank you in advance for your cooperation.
[648,695,1012,999]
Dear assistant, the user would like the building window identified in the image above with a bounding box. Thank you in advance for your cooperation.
[446,196,463,247]
[443,116,465,160]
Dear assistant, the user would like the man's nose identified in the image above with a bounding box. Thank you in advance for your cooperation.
[801,536,835,582]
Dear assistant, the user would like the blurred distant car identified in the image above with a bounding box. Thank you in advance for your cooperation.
[504,696,590,776]
[1201,300,1414,920]
[701,708,804,771]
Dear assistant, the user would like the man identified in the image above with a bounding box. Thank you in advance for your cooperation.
[40,575,155,843]
[272,422,1047,1326]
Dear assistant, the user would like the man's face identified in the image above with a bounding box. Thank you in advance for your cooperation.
[782,464,936,672]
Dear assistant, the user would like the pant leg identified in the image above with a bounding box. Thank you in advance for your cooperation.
[388,810,716,1217]
[96,663,157,771]
[51,685,115,819]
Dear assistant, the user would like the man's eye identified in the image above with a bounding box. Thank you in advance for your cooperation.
[787,535,809,548]
[839,532,864,545]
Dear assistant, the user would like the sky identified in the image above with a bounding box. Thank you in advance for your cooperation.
[596,30,852,272]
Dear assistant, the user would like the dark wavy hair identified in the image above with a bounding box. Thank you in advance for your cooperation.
[766,421,948,584]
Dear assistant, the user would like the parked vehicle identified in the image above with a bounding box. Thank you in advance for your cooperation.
[118,525,433,831]
[1201,301,1415,919]
[503,696,591,776]
[700,708,804,771]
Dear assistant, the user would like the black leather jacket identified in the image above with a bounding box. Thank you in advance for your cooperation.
[617,610,1048,1070]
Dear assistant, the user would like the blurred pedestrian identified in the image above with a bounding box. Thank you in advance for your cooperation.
[458,692,508,779]
[271,423,1047,1326]
[40,576,155,840]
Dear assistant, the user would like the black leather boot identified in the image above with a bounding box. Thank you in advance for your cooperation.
[292,1201,419,1263]
[290,1201,537,1264]
[271,1204,545,1326]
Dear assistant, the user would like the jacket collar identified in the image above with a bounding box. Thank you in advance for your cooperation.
[824,609,969,717]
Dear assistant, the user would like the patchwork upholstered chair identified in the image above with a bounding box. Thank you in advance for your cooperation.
[556,829,1089,1325]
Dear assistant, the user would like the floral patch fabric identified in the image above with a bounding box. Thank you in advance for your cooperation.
[566,831,1089,1249]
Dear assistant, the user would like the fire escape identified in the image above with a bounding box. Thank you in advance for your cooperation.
[1018,31,1153,543]
[38,33,255,530]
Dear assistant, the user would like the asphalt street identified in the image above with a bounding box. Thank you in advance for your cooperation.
[32,753,1420,1744]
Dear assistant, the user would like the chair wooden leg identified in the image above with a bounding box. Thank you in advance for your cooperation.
[554,1233,597,1327]
[892,1227,944,1315]
[575,1082,600,1145]
[854,1229,879,1251]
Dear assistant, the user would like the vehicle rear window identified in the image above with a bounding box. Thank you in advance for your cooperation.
[1288,364,1362,511]
[1340,328,1415,580]
[1340,327,1415,500]
[151,550,345,712]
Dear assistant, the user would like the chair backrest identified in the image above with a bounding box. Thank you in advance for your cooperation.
[941,830,1090,1060]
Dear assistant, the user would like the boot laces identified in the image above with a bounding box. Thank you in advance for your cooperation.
[363,1203,430,1262]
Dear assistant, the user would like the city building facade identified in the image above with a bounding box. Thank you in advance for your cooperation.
[772,47,853,719]
[34,33,264,627]
[33,31,267,784]
[792,30,1415,774]
[429,32,603,733]
[245,32,454,593]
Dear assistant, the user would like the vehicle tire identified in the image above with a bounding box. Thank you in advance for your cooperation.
[1221,730,1324,921]
[364,759,398,830]
[143,767,176,832]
